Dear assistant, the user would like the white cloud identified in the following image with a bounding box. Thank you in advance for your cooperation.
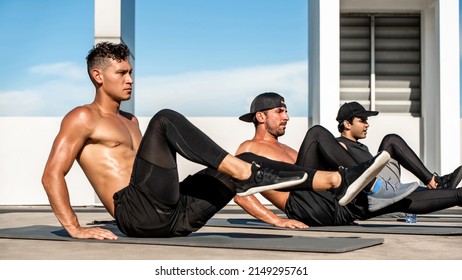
[135,60,309,117]
[1,61,308,116]
[0,81,94,116]
[28,62,87,81]
[0,62,93,116]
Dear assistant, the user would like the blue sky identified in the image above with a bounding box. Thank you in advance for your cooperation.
[0,0,459,117]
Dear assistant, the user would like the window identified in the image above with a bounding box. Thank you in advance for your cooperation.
[340,14,421,115]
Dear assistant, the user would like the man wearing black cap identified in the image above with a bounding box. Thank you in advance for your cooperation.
[234,93,462,228]
[336,102,462,193]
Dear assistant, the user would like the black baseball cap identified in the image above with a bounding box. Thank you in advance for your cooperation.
[336,102,379,122]
[239,92,286,122]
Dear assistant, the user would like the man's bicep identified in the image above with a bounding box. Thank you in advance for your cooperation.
[45,112,92,175]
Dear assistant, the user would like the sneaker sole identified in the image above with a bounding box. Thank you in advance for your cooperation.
[235,172,308,197]
[338,151,391,206]
[368,182,419,212]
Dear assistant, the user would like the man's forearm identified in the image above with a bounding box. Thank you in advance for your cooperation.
[43,178,81,236]
[234,195,282,225]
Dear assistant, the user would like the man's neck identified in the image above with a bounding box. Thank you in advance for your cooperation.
[93,92,121,115]
[254,126,279,142]
[340,133,358,142]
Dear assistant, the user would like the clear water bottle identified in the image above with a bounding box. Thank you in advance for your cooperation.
[405,213,417,223]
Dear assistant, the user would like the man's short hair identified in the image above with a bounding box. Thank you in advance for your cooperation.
[337,117,354,133]
[86,42,131,74]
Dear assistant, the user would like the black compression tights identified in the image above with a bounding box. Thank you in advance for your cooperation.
[378,134,434,185]
[297,126,434,185]
[296,125,360,169]
[371,188,462,217]
[130,109,229,204]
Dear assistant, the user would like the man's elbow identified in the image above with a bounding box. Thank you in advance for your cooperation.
[41,173,51,190]
[41,170,57,192]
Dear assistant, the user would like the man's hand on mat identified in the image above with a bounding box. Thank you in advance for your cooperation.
[274,218,308,229]
[71,226,118,240]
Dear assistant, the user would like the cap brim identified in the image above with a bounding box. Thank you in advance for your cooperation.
[360,111,379,117]
[239,113,255,122]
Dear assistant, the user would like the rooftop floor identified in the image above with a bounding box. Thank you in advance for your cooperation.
[1,205,461,260]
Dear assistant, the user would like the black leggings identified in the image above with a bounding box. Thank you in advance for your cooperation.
[369,188,462,218]
[296,125,358,169]
[297,125,433,184]
[131,109,230,204]
[378,134,433,185]
[295,125,462,218]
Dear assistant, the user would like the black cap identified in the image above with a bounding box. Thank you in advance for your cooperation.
[239,92,286,122]
[336,102,379,122]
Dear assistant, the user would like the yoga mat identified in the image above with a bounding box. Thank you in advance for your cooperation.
[217,208,462,222]
[395,216,462,223]
[0,225,383,253]
[367,215,462,223]
[206,218,462,236]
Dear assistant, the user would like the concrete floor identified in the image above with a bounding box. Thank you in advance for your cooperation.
[0,205,461,260]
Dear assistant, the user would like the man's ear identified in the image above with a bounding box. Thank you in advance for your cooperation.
[91,68,103,84]
[343,120,352,130]
[255,111,266,122]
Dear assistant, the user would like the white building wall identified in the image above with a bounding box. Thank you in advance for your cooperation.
[1,116,458,205]
[308,0,341,133]
[435,0,461,174]
[0,117,308,205]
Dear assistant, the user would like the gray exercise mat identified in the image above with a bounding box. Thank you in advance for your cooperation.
[206,218,462,235]
[0,225,384,253]
[395,216,462,223]
[367,215,462,223]
[217,208,462,222]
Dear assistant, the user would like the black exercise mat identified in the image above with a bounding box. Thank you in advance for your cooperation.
[0,225,383,253]
[206,218,462,235]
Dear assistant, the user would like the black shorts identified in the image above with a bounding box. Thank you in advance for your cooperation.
[114,172,233,237]
[285,190,357,226]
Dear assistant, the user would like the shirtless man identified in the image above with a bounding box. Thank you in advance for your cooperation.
[234,92,462,228]
[41,43,387,239]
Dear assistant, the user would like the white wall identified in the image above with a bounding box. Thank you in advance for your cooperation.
[1,115,450,206]
[0,117,308,205]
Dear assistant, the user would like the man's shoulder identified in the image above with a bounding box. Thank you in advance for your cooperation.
[63,105,97,124]
[51,106,97,141]
[236,139,256,153]
[239,139,271,150]
[237,139,297,163]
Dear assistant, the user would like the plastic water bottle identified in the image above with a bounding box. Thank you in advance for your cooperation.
[405,213,417,223]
